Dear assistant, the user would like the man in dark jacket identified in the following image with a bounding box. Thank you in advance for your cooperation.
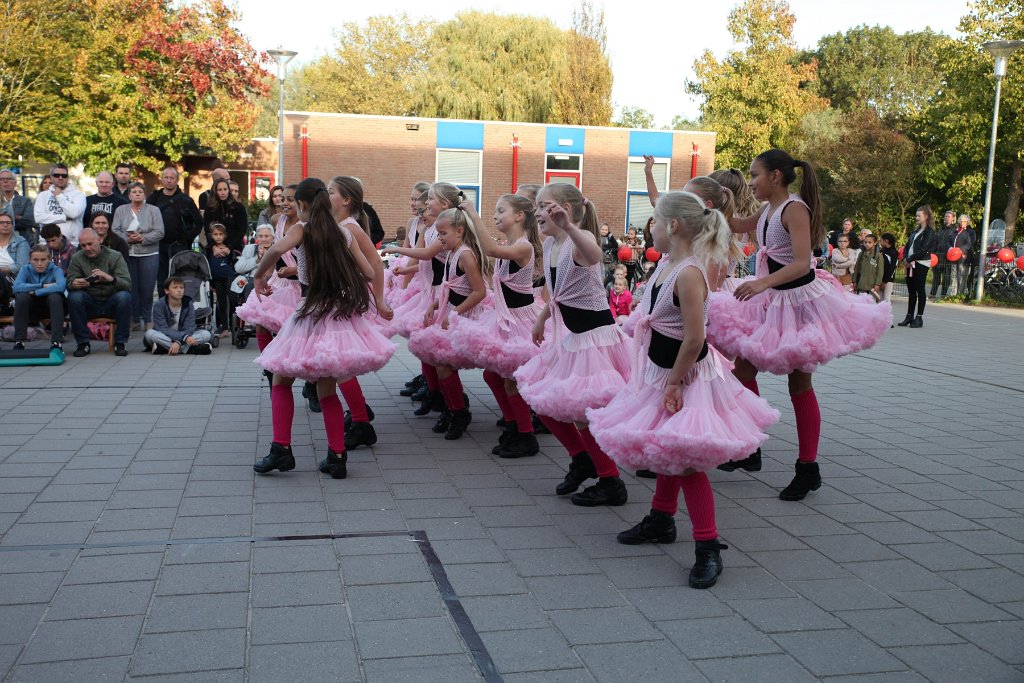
[930,210,956,299]
[0,168,36,241]
[948,214,977,297]
[149,166,202,289]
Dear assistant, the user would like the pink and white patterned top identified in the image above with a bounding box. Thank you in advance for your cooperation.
[544,236,608,312]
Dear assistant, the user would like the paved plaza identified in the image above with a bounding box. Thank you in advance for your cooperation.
[0,301,1023,682]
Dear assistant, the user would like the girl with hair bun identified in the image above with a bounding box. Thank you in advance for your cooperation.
[707,149,891,501]
[587,191,779,589]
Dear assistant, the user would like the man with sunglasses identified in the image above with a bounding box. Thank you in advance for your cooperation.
[34,163,86,246]
[0,169,36,242]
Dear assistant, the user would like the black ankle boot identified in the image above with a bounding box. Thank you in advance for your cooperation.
[411,384,429,402]
[321,449,347,479]
[444,409,472,440]
[414,390,444,416]
[617,509,677,545]
[344,421,377,450]
[556,452,597,495]
[717,448,762,472]
[344,405,375,430]
[635,469,658,479]
[689,539,728,589]
[571,476,628,507]
[302,381,321,413]
[779,460,822,501]
[909,315,923,328]
[896,315,914,327]
[492,423,518,455]
[253,443,295,474]
[432,409,453,433]
[400,375,424,396]
[498,431,539,459]
[495,417,507,428]
[532,411,550,434]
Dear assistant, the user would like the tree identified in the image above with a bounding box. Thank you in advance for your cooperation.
[687,0,826,168]
[669,115,703,131]
[615,106,655,129]
[557,1,613,125]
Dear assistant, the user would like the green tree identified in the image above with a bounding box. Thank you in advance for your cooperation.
[557,0,613,125]
[687,0,826,168]
[669,115,703,131]
[615,106,655,129]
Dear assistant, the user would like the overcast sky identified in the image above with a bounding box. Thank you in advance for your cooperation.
[236,0,967,126]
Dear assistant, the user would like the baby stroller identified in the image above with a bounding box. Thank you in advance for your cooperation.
[167,250,219,349]
[229,274,256,349]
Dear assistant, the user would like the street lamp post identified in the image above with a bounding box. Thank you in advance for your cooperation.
[976,39,1024,301]
[267,49,297,188]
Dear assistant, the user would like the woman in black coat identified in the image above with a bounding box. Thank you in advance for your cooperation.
[898,205,936,329]
[203,178,249,253]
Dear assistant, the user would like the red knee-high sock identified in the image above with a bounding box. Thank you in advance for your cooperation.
[256,330,272,352]
[652,474,683,516]
[483,371,514,421]
[740,378,759,396]
[579,427,620,478]
[538,415,585,457]
[319,394,347,453]
[339,378,368,423]
[507,392,534,434]
[791,388,820,463]
[422,363,439,391]
[270,385,294,446]
[438,372,466,410]
[680,472,717,541]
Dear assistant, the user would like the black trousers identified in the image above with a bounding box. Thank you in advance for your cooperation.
[905,264,929,317]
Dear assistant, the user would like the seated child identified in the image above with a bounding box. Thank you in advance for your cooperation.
[144,276,212,355]
[12,244,66,350]
[609,277,632,324]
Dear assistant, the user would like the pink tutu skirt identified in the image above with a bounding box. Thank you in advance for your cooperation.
[385,258,426,309]
[706,273,891,375]
[446,302,544,378]
[383,284,439,339]
[586,348,779,474]
[406,297,494,369]
[514,323,631,423]
[236,279,301,334]
[256,305,396,382]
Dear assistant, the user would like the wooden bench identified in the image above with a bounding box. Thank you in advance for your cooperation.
[0,316,116,352]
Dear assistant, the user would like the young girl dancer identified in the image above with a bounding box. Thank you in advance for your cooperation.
[514,184,632,506]
[451,195,545,458]
[406,207,490,440]
[707,150,891,499]
[386,182,431,307]
[251,178,396,479]
[587,192,779,589]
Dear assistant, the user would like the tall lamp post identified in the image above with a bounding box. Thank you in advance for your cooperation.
[976,39,1024,301]
[267,48,297,188]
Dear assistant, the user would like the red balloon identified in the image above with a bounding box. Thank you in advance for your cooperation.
[997,247,1015,264]
[897,246,905,260]
[743,243,756,257]
[617,245,633,262]
[645,248,661,262]
[929,254,938,268]
[946,247,963,262]
[1017,256,1024,271]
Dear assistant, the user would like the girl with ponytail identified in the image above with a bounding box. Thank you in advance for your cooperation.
[587,191,779,589]
[251,177,396,481]
[513,183,632,507]
[706,149,891,501]
[406,206,490,440]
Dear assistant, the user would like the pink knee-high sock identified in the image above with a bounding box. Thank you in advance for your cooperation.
[339,378,368,423]
[740,378,759,396]
[256,330,272,352]
[318,394,347,453]
[483,371,514,421]
[438,373,466,410]
[507,392,534,434]
[270,385,294,446]
[680,472,717,541]
[538,415,585,457]
[791,388,820,463]
[422,363,439,391]
[579,427,620,478]
[652,474,683,516]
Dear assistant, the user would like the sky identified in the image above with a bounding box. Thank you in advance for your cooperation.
[235,0,968,127]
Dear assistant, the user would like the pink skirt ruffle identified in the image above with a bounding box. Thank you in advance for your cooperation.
[706,273,891,375]
[236,280,301,334]
[514,323,631,423]
[446,302,544,378]
[385,259,426,309]
[256,306,396,382]
[382,284,438,339]
[406,301,491,369]
[586,348,779,475]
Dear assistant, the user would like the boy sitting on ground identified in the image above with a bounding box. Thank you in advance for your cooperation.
[144,276,212,355]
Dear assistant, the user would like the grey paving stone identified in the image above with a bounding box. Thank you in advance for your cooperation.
[490,525,574,550]
[353,616,464,659]
[445,562,529,597]
[163,542,250,565]
[789,578,899,611]
[695,653,819,683]
[130,628,247,676]
[892,541,998,571]
[843,558,953,592]
[1,521,95,546]
[727,597,846,633]
[505,547,601,577]
[178,496,253,517]
[45,580,154,620]
[525,574,624,610]
[339,552,431,585]
[889,643,1022,682]
[361,653,480,683]
[0,572,66,605]
[0,550,76,574]
[19,501,105,523]
[818,674,929,683]
[333,534,419,557]
[837,608,965,647]
[460,594,552,632]
[939,529,1024,555]
[576,640,705,682]
[7,656,131,683]
[20,616,143,663]
[170,514,253,539]
[250,604,351,645]
[939,567,1024,603]
[479,627,580,673]
[105,489,183,509]
[548,606,664,645]
[661,615,781,659]
[947,620,1024,664]
[803,533,902,563]
[720,526,809,552]
[429,538,508,565]
[772,629,905,676]
[156,562,250,596]
[748,549,852,581]
[707,567,796,600]
[347,581,446,621]
[145,593,249,633]
[252,543,339,574]
[250,571,343,607]
[0,604,46,645]
[503,671,597,683]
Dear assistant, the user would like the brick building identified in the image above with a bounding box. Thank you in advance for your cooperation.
[280,112,716,239]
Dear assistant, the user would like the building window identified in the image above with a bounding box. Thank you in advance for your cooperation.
[545,154,582,187]
[625,156,670,232]
[436,149,482,211]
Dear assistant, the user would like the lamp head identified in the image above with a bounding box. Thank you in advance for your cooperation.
[983,40,1024,78]
[267,48,298,80]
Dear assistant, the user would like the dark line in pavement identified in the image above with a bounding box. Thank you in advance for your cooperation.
[855,354,1024,394]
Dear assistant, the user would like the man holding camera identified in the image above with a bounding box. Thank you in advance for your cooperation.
[67,228,131,357]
